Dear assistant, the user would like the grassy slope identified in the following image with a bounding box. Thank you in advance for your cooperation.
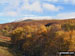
[0,47,13,56]
[0,36,16,56]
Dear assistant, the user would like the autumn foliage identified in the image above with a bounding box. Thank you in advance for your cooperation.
[0,20,75,56]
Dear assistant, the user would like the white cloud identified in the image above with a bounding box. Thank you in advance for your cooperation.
[18,16,52,20]
[55,12,75,19]
[14,16,52,22]
[0,0,8,3]
[0,0,20,8]
[43,3,63,11]
[64,0,75,5]
[21,0,42,12]
[0,0,64,20]
[0,0,43,17]
[0,0,43,15]
[44,0,58,2]
[0,0,21,13]
[22,15,35,17]
[0,0,64,13]
[44,0,75,5]
[0,11,17,17]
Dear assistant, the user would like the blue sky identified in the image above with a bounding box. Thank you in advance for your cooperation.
[0,0,75,24]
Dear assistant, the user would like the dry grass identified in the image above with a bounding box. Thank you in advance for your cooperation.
[0,47,14,56]
[0,36,16,56]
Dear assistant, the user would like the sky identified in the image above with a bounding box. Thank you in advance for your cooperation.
[0,0,75,24]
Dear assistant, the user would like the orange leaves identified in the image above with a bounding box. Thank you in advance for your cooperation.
[37,25,47,35]
[12,27,24,35]
[55,31,64,37]
[62,23,75,31]
[10,23,75,56]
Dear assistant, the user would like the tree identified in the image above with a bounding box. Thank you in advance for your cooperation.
[62,23,75,31]
[11,27,25,44]
[37,25,47,35]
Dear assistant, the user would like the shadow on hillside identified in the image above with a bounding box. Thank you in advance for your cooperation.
[0,41,9,47]
[8,48,23,56]
[0,41,20,56]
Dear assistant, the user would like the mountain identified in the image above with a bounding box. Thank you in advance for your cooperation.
[14,19,34,22]
[0,18,75,30]
[22,19,34,21]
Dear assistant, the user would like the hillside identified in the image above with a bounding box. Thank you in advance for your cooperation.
[0,19,75,56]
[0,19,75,30]
[0,36,14,56]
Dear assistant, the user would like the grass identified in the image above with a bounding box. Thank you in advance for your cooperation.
[0,47,14,56]
[0,36,22,56]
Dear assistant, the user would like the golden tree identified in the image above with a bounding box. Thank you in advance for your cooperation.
[11,27,25,44]
[37,25,47,35]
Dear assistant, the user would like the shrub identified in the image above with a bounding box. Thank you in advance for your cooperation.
[62,23,75,31]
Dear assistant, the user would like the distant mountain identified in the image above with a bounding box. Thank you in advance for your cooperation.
[23,19,34,21]
[14,16,52,22]
[14,19,34,23]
